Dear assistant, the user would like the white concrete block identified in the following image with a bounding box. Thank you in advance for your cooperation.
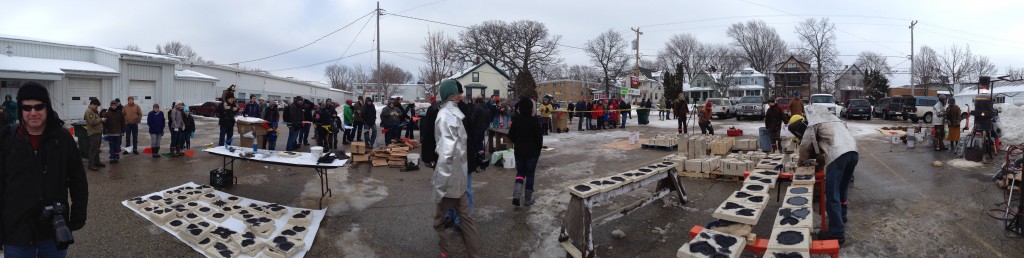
[781,195,812,209]
[727,191,768,209]
[712,200,764,225]
[721,158,754,176]
[750,169,781,179]
[740,183,770,194]
[773,206,813,228]
[745,174,776,187]
[791,173,815,185]
[677,228,746,258]
[767,227,811,252]
[786,185,813,196]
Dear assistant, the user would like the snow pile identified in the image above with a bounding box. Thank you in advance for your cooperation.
[946,158,983,170]
[998,104,1024,146]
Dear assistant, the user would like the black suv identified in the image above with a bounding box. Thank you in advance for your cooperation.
[841,99,872,120]
[872,96,908,120]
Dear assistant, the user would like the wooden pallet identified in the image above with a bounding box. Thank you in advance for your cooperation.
[641,144,678,151]
[709,172,744,182]
[678,171,712,179]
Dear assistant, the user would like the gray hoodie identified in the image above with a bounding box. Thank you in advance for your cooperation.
[798,105,857,171]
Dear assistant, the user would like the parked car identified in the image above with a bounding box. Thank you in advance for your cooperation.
[840,99,872,120]
[809,94,839,115]
[873,96,908,120]
[189,101,220,117]
[705,98,735,119]
[775,98,792,115]
[733,96,765,120]
[904,96,940,123]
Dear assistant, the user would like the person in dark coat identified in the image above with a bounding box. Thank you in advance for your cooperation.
[405,102,417,140]
[243,95,261,118]
[147,103,165,157]
[283,97,305,151]
[102,100,124,163]
[1,82,89,254]
[216,96,238,146]
[183,107,196,150]
[764,99,787,153]
[262,101,281,150]
[567,102,575,125]
[380,99,404,145]
[300,99,314,146]
[674,94,689,134]
[619,98,630,128]
[576,99,589,131]
[361,97,377,147]
[509,95,544,206]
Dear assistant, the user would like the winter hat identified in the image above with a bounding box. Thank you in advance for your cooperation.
[517,96,533,116]
[705,101,712,108]
[438,79,460,101]
[17,81,63,127]
[346,99,353,105]
[184,107,190,112]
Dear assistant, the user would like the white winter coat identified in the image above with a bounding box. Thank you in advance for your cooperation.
[432,101,468,203]
[932,101,946,126]
[798,105,858,171]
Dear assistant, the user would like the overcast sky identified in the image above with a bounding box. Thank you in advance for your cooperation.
[3,0,1023,87]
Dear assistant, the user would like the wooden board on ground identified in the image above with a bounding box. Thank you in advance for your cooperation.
[372,159,389,167]
[877,129,907,136]
[602,138,649,151]
[679,171,711,179]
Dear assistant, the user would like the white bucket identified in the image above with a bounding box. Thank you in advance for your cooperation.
[890,135,901,144]
[629,131,640,144]
[906,132,917,148]
[503,152,516,169]
[310,146,324,161]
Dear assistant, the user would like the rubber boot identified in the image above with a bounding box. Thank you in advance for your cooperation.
[512,177,524,206]
[152,147,161,158]
[524,189,535,206]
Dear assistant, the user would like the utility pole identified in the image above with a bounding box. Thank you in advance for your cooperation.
[909,20,917,97]
[631,27,642,99]
[375,2,382,101]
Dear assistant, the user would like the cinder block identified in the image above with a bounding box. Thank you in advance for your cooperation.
[773,207,813,228]
[721,158,754,176]
[677,228,746,258]
[749,151,767,164]
[684,159,704,173]
[754,159,783,170]
[701,156,722,173]
[767,227,811,252]
[712,200,764,225]
[795,166,815,175]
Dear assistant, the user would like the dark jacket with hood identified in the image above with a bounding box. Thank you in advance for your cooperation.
[283,102,304,128]
[184,112,196,133]
[508,97,544,160]
[216,100,238,127]
[420,103,441,165]
[765,104,787,131]
[362,98,377,127]
[0,94,89,246]
[147,110,165,135]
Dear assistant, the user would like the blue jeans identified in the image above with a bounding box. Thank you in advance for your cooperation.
[263,122,278,150]
[287,125,301,151]
[446,172,473,226]
[621,113,628,127]
[108,134,121,160]
[172,130,186,151]
[124,123,139,151]
[218,124,234,146]
[364,124,377,147]
[4,240,67,258]
[825,152,858,237]
[515,156,539,190]
[299,123,311,144]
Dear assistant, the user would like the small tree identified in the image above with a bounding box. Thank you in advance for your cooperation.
[513,69,538,99]
[863,69,889,105]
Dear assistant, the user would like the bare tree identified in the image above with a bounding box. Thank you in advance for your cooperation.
[913,45,942,85]
[727,20,788,80]
[123,44,141,51]
[938,44,975,92]
[155,41,201,61]
[704,44,746,97]
[567,65,600,81]
[972,55,997,80]
[371,62,411,100]
[1005,66,1024,81]
[855,51,893,75]
[585,29,631,95]
[418,31,460,97]
[656,33,707,81]
[324,64,368,91]
[457,20,560,98]
[795,18,839,93]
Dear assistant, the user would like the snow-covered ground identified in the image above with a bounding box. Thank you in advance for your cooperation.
[997,104,1024,146]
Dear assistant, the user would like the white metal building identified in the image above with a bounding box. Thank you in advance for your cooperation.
[185,64,352,106]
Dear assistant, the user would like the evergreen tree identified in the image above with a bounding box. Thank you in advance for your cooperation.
[863,69,890,105]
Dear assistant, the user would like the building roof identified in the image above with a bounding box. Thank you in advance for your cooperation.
[0,33,180,63]
[955,82,1024,96]
[190,63,338,90]
[448,60,511,81]
[774,56,812,73]
[683,82,713,92]
[731,67,766,78]
[0,55,119,75]
[174,69,218,81]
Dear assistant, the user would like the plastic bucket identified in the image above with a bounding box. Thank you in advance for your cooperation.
[310,146,323,161]
[503,153,516,169]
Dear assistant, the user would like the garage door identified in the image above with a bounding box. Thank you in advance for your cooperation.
[129,80,157,106]
[67,78,102,120]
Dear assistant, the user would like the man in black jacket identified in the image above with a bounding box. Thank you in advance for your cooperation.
[361,97,377,147]
[216,96,238,146]
[1,82,89,255]
[300,99,314,146]
[283,96,305,151]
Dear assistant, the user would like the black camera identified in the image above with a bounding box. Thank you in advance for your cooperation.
[41,202,75,250]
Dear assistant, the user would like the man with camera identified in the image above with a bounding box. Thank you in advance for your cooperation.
[1,82,89,257]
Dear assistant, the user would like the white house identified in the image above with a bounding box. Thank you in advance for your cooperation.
[448,60,512,99]
[725,67,766,99]
[954,82,1024,108]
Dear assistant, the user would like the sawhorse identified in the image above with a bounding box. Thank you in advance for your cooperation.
[558,168,688,258]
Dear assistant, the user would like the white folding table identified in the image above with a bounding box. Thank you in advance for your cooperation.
[203,146,347,209]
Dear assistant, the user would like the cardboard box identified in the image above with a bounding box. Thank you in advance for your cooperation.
[371,159,389,167]
[352,154,369,162]
[351,142,367,154]
[721,158,754,176]
[710,139,734,155]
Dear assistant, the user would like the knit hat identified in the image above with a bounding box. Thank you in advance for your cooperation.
[346,99,353,105]
[705,101,712,108]
[439,79,461,101]
[16,81,63,127]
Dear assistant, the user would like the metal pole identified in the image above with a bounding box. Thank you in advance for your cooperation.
[376,2,381,101]
[910,20,917,96]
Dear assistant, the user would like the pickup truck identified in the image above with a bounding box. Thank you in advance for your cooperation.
[705,98,735,119]
[733,96,764,120]
[809,94,839,115]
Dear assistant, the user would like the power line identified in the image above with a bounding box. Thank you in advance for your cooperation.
[269,49,374,72]
[395,0,448,14]
[381,50,427,62]
[737,0,907,56]
[229,10,375,64]
[383,12,469,29]
[333,10,377,66]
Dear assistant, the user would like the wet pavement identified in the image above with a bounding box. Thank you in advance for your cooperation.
[62,114,1022,257]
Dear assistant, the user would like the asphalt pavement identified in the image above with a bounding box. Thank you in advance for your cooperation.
[59,114,1022,257]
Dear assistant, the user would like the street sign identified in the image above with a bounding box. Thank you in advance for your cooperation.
[620,87,629,95]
